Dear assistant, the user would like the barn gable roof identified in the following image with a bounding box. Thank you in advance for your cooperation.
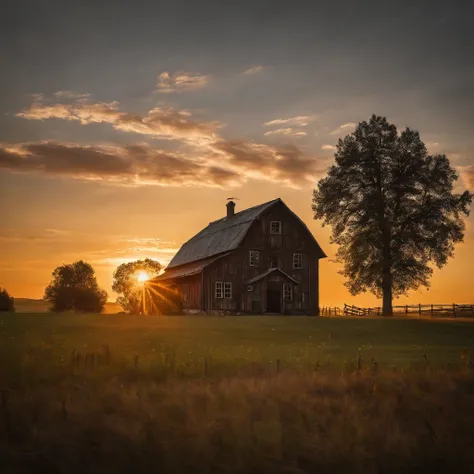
[246,268,299,285]
[166,198,326,269]
[166,199,280,269]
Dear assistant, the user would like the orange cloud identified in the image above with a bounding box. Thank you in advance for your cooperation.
[17,99,218,142]
[155,71,210,93]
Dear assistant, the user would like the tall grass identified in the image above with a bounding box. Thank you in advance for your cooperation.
[1,314,474,473]
[1,369,474,473]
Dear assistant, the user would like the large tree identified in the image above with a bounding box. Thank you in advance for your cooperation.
[313,115,473,315]
[112,259,163,314]
[44,260,107,313]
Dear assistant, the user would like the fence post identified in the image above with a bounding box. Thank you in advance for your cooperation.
[431,304,434,317]
[453,304,456,318]
[405,305,408,315]
[418,303,421,318]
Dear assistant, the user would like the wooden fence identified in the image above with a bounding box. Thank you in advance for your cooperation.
[332,303,474,318]
[320,306,343,316]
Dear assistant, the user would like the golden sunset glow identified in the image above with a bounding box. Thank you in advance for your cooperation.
[1,1,473,309]
[135,271,151,285]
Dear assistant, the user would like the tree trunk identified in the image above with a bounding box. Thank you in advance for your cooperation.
[382,267,393,316]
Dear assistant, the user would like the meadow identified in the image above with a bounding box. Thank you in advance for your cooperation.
[1,313,474,473]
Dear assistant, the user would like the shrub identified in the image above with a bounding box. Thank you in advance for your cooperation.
[0,287,15,312]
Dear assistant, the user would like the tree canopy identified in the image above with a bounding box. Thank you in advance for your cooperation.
[44,260,107,313]
[313,115,473,315]
[112,258,163,314]
[0,288,15,312]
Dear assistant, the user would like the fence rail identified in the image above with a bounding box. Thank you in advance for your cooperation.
[320,303,474,317]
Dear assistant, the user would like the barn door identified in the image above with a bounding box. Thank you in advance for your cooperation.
[266,282,281,313]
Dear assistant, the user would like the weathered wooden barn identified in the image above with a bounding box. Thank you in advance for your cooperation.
[153,198,326,315]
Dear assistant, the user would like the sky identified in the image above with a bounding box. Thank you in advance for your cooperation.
[1,0,473,306]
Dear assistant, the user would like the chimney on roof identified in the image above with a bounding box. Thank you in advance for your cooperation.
[226,200,235,218]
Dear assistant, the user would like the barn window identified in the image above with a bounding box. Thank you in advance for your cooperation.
[268,255,278,269]
[270,221,282,234]
[215,281,223,299]
[224,282,232,299]
[249,250,260,267]
[293,253,303,269]
[283,283,293,300]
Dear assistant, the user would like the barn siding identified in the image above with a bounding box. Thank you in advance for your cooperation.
[200,201,320,314]
[175,274,201,310]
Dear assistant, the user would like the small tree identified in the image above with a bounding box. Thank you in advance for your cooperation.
[313,115,473,315]
[112,259,163,314]
[44,260,107,313]
[0,288,15,312]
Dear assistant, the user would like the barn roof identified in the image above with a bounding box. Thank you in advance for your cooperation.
[166,198,281,269]
[153,253,231,282]
[166,197,326,270]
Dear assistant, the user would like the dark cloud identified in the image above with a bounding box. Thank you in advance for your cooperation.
[0,142,239,187]
[13,95,328,187]
[0,138,328,188]
[211,140,326,187]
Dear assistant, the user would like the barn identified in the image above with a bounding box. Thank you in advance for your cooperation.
[153,198,326,315]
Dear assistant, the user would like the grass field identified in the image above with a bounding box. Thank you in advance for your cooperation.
[2,313,474,375]
[1,313,474,473]
[13,298,123,314]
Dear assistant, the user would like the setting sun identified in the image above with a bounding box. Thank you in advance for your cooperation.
[135,271,151,284]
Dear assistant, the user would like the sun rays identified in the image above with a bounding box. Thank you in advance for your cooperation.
[136,279,180,315]
[135,270,151,284]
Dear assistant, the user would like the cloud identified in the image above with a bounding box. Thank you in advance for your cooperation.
[263,116,315,128]
[459,165,474,191]
[53,90,91,100]
[14,93,329,188]
[155,72,210,93]
[0,142,240,187]
[264,128,307,137]
[330,122,356,135]
[210,140,325,187]
[243,66,265,75]
[16,99,219,142]
[1,139,329,189]
[321,144,336,151]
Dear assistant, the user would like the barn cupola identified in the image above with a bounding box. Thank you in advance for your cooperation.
[226,200,236,218]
